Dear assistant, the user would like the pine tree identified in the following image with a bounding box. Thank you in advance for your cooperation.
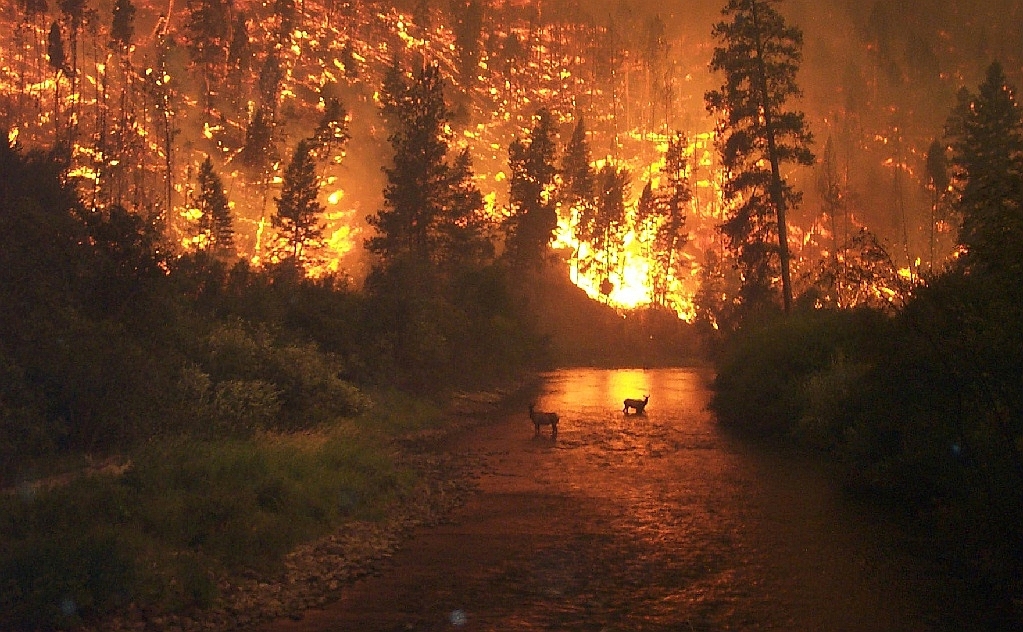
[186,0,229,116]
[366,62,453,265]
[944,61,1023,276]
[46,21,67,147]
[274,139,325,263]
[925,137,950,273]
[637,131,691,305]
[309,97,351,163]
[438,148,494,271]
[227,12,251,95]
[196,156,235,259]
[705,0,814,315]
[505,108,559,269]
[451,0,484,88]
[589,163,630,296]
[110,0,135,51]
[560,117,596,277]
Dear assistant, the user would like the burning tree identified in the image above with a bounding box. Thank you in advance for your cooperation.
[705,0,814,316]
[636,131,691,307]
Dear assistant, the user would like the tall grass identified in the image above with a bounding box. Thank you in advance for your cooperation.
[0,420,413,630]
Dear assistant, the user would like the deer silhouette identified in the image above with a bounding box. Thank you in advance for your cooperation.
[623,395,649,415]
[528,403,559,438]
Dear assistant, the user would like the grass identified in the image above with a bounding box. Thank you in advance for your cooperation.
[0,394,441,630]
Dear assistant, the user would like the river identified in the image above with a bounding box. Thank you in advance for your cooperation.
[264,367,986,631]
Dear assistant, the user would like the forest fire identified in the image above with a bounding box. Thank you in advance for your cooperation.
[0,0,1004,319]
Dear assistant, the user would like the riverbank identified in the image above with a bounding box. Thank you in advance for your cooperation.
[2,382,534,632]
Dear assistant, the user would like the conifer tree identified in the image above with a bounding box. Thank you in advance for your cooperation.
[309,97,351,163]
[367,62,453,265]
[588,163,630,296]
[274,139,325,263]
[196,156,235,259]
[227,12,251,96]
[561,117,596,276]
[186,0,230,116]
[637,131,691,305]
[450,0,484,88]
[944,61,1023,276]
[110,0,135,51]
[505,108,559,269]
[705,0,814,314]
[47,21,67,145]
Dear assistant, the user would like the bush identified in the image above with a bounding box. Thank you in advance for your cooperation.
[710,308,888,437]
[0,427,415,630]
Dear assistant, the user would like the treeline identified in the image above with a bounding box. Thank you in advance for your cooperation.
[709,61,1023,626]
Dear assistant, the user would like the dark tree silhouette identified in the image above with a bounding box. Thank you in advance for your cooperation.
[110,0,135,51]
[560,116,596,276]
[196,156,235,260]
[186,0,231,117]
[46,21,67,145]
[705,0,814,315]
[637,131,691,306]
[309,97,351,163]
[505,108,558,269]
[274,139,325,263]
[944,61,1023,276]
[367,63,455,265]
[588,163,629,296]
[450,0,484,88]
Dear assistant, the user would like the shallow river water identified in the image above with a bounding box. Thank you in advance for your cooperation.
[266,367,985,631]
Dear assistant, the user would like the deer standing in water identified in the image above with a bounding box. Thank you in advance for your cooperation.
[623,395,649,415]
[528,403,559,438]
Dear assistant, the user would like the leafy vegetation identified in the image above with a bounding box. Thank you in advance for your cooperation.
[709,61,1023,621]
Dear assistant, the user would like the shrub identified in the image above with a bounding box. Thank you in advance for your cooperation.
[711,308,888,437]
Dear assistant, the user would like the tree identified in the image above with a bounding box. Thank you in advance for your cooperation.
[46,20,67,145]
[367,62,458,266]
[110,0,135,51]
[637,131,691,306]
[925,137,950,273]
[450,0,484,88]
[705,0,814,315]
[309,97,351,164]
[226,11,251,96]
[505,108,559,269]
[944,61,1023,276]
[186,0,231,116]
[436,148,494,272]
[195,156,235,260]
[274,139,325,263]
[560,117,596,277]
[815,136,847,262]
[588,163,630,297]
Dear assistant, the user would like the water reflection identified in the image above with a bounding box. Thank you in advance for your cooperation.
[270,368,980,631]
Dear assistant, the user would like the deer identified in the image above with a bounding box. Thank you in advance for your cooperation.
[623,395,649,415]
[528,403,559,438]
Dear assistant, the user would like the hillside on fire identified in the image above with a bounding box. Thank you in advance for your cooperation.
[1,0,1023,629]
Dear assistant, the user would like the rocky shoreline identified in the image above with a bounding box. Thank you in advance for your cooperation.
[82,388,520,632]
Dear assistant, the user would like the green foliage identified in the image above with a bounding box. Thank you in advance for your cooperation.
[0,429,413,630]
[711,308,887,437]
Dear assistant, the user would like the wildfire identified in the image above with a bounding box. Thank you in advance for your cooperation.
[0,0,927,322]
